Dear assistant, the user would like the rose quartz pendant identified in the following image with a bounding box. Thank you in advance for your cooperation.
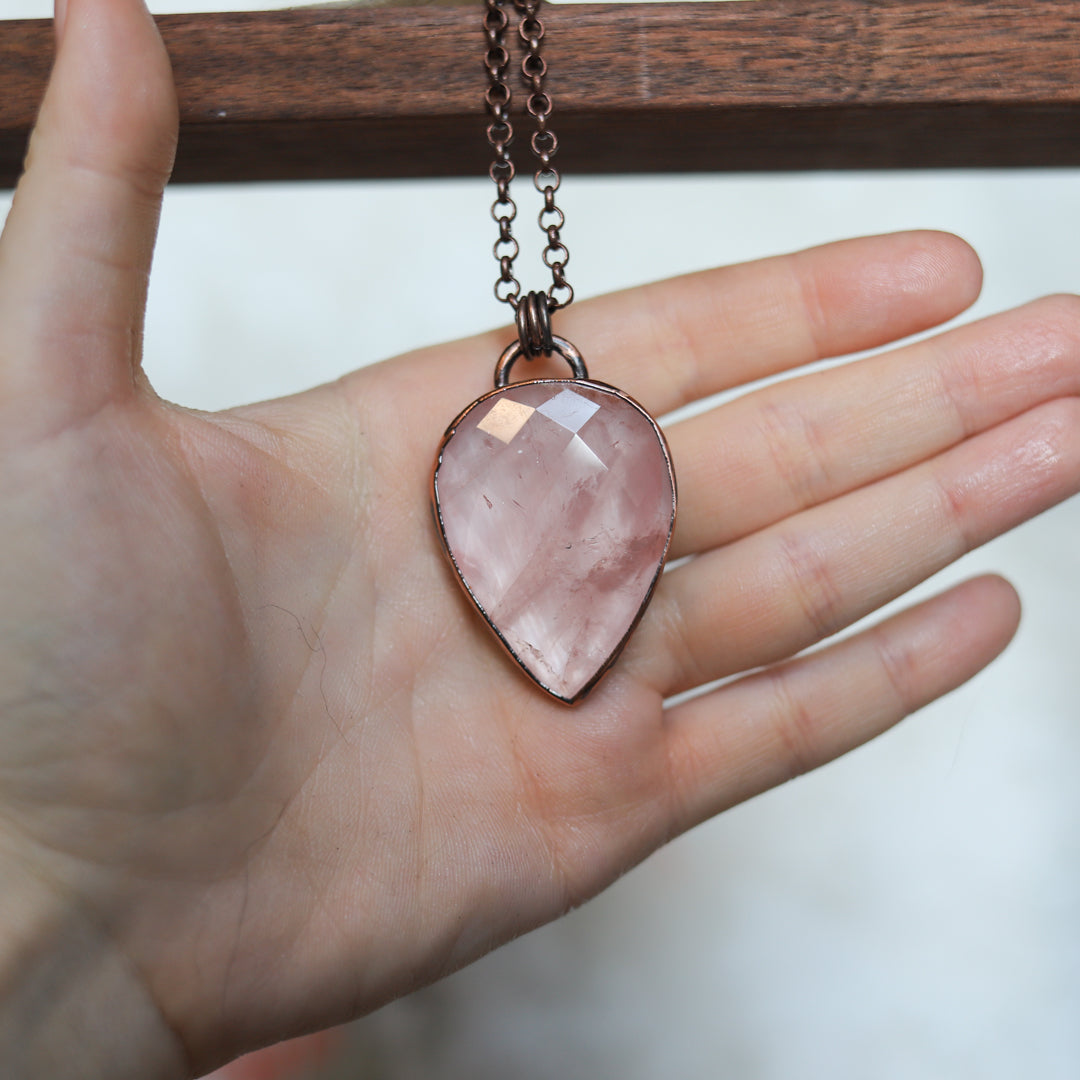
[432,337,676,704]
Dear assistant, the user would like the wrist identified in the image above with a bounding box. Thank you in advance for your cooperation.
[0,835,187,1080]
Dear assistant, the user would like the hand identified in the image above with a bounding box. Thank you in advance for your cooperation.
[4,2,1080,1077]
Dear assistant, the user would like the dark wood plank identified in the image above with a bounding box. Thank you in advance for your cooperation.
[3,1,1080,187]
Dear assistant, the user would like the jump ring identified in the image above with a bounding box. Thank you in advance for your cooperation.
[495,336,588,388]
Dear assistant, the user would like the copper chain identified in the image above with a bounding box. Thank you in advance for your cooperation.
[484,0,573,314]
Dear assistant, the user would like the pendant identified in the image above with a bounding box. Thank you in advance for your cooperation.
[432,334,677,704]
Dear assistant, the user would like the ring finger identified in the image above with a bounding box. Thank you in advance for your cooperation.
[637,396,1080,697]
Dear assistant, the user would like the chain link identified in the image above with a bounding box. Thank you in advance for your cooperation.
[484,0,573,312]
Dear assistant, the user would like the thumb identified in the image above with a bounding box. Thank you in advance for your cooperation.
[0,0,178,439]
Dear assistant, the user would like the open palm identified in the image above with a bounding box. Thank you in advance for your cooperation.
[4,3,1080,1077]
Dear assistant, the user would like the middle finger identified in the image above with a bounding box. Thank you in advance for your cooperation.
[666,294,1080,559]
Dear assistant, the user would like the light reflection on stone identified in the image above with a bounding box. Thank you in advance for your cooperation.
[476,397,536,444]
[536,387,601,433]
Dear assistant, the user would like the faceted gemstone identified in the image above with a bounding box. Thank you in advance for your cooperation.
[433,380,676,703]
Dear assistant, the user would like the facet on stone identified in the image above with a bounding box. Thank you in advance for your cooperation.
[476,398,535,443]
[536,387,601,433]
[433,379,676,703]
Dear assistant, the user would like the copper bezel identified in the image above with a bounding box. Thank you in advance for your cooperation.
[431,377,678,706]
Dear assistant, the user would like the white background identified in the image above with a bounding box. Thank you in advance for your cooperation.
[4,2,1080,1077]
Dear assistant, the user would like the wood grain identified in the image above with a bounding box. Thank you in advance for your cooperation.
[2,1,1080,187]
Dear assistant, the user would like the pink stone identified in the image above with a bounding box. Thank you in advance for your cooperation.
[433,380,676,703]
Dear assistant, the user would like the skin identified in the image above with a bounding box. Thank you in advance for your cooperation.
[3,1,1080,1076]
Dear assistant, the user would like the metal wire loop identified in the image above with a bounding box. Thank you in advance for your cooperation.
[514,290,555,358]
[495,335,588,389]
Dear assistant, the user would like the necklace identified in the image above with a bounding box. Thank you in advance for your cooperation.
[431,0,677,704]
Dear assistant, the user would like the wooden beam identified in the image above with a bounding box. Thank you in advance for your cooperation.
[3,1,1080,188]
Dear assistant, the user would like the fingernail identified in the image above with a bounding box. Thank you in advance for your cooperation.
[54,0,68,42]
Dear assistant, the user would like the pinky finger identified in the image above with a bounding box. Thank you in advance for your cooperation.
[664,575,1021,835]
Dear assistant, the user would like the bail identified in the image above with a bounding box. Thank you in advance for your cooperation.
[515,289,555,358]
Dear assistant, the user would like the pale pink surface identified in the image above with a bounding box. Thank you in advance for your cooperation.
[199,1028,345,1079]
[434,381,675,701]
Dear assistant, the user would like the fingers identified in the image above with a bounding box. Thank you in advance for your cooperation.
[668,293,1080,559]
[0,0,177,438]
[640,397,1080,696]
[559,229,982,415]
[390,231,982,426]
[662,575,1019,834]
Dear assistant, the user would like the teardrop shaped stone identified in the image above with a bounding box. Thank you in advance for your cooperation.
[433,380,676,703]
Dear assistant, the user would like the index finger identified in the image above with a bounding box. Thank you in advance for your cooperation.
[393,230,982,420]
